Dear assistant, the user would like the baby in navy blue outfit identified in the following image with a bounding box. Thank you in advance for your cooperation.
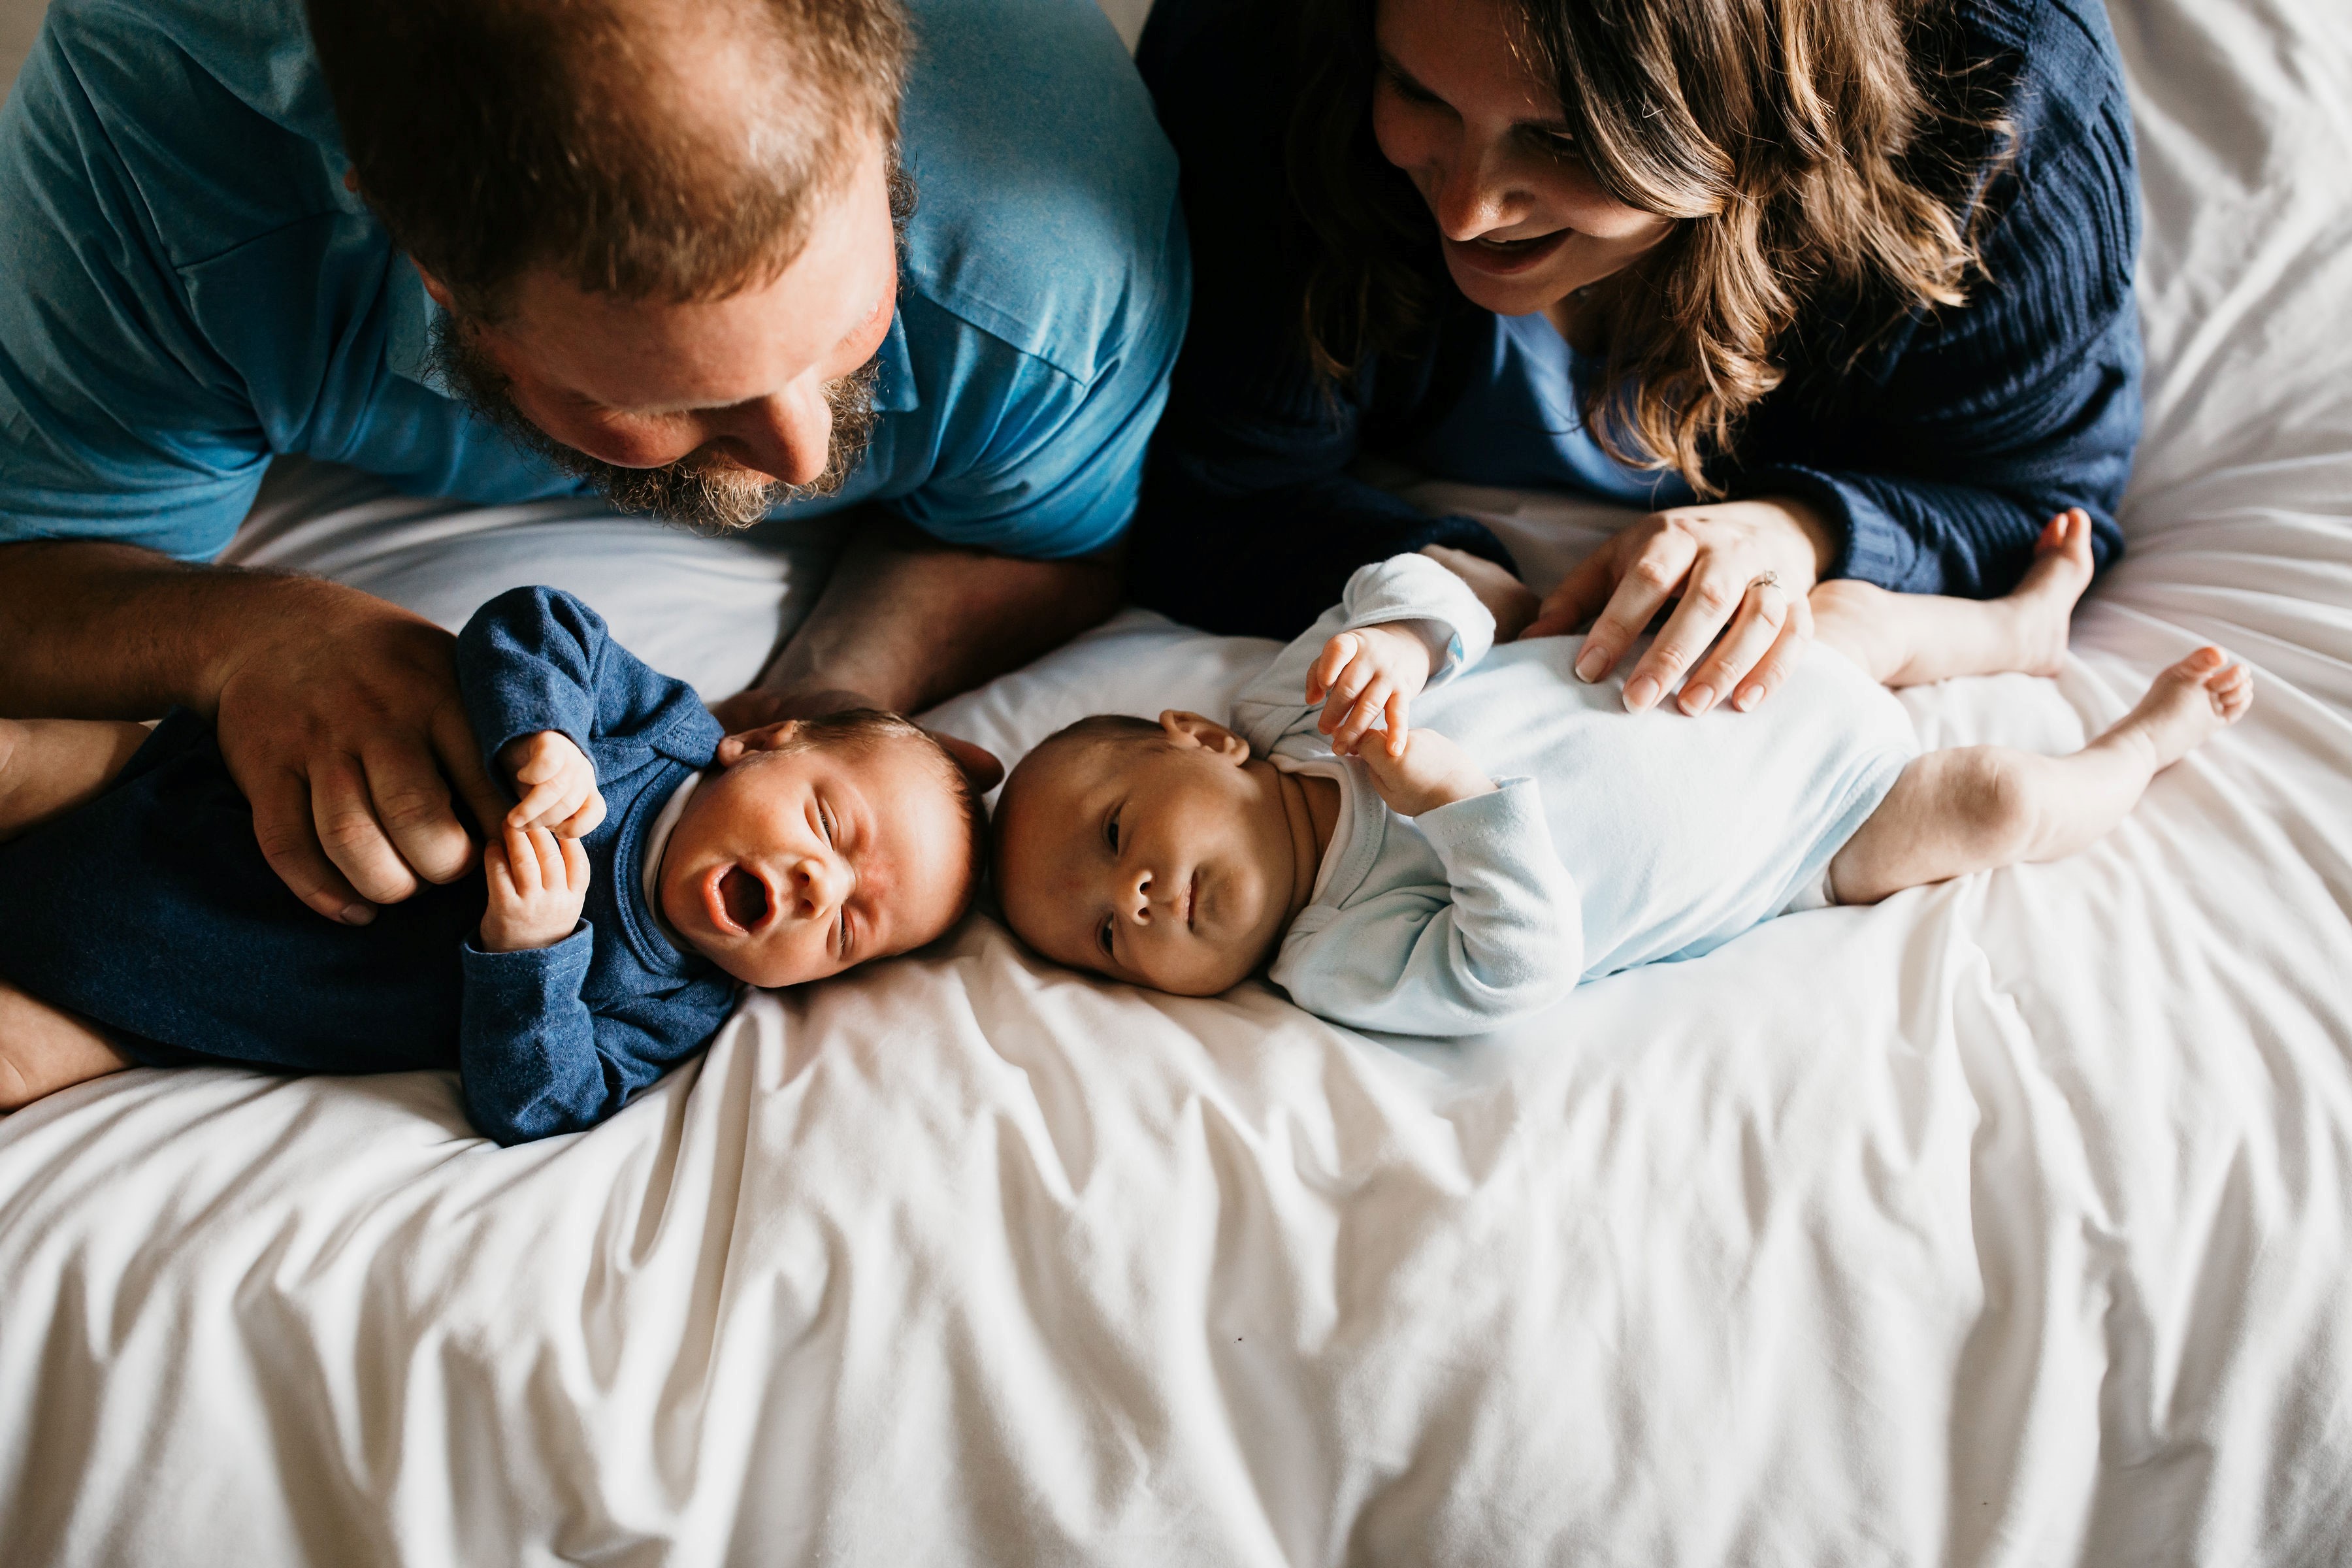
[0,587,985,1143]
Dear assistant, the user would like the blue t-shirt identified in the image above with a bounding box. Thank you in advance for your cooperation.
[0,0,1188,563]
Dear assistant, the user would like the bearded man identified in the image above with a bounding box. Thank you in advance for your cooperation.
[0,0,1183,924]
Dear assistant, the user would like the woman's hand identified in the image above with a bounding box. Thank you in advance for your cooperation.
[1522,497,1837,714]
[479,823,590,953]
[1418,544,1539,643]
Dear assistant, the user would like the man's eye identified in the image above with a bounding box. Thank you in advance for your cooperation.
[1098,917,1115,958]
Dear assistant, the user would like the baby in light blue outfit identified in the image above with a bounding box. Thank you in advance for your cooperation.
[996,523,2251,1036]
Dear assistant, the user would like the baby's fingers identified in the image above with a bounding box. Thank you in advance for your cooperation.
[508,774,572,828]
[555,789,608,840]
[527,825,567,892]
[504,825,544,895]
[1331,676,1390,755]
[557,832,591,893]
[1307,632,1360,704]
[1384,689,1411,757]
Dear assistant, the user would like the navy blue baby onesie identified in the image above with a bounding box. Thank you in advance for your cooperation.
[0,587,736,1143]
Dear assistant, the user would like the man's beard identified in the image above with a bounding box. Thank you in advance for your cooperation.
[430,314,883,534]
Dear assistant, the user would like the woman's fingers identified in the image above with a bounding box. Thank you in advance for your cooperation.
[1618,553,1752,711]
[1731,593,1814,711]
[1677,578,1791,715]
[1523,542,1622,641]
[1574,529,1697,688]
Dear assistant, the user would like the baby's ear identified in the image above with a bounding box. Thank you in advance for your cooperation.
[1160,710,1250,763]
[928,730,1004,792]
[715,719,801,767]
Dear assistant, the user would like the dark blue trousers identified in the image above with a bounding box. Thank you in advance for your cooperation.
[0,712,482,1073]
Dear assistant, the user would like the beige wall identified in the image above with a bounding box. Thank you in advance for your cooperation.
[1,0,42,100]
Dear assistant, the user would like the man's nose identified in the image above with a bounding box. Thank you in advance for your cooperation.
[719,388,832,488]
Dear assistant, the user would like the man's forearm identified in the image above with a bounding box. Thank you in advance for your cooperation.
[0,540,263,718]
[759,519,1122,713]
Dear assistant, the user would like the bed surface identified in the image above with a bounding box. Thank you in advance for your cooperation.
[5,0,2351,1561]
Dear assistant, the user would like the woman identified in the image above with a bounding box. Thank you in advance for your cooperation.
[1130,0,2140,716]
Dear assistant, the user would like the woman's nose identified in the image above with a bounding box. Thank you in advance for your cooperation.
[716,388,832,488]
[1429,140,1513,241]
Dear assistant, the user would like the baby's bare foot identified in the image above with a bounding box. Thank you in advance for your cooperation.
[2111,645,2253,771]
[2001,508,2099,677]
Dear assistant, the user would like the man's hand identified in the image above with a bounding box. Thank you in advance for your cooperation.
[1418,545,1539,643]
[1522,497,1831,715]
[1354,727,1495,818]
[479,823,590,953]
[0,543,508,924]
[206,577,510,924]
[498,730,606,837]
[1307,626,1433,758]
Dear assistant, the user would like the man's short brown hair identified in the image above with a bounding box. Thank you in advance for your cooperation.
[306,0,911,316]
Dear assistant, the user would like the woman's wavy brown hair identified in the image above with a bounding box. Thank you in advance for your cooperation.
[1287,0,2010,493]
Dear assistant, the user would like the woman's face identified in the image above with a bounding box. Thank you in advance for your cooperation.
[1369,0,1674,319]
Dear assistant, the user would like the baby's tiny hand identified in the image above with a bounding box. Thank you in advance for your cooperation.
[1307,625,1433,758]
[1354,727,1495,818]
[499,730,606,838]
[479,824,591,953]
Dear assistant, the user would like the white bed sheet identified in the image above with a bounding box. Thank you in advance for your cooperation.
[5,0,2352,1561]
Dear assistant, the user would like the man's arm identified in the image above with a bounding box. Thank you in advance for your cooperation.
[0,539,508,923]
[715,515,1120,727]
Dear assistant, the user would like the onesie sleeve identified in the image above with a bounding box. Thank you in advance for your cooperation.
[1267,779,1582,1036]
[1230,553,1498,756]
[455,586,718,782]
[457,927,714,1144]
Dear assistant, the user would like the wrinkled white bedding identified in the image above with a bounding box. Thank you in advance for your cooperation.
[5,0,2351,1561]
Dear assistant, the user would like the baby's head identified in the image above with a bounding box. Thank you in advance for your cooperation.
[993,711,1314,997]
[658,711,985,987]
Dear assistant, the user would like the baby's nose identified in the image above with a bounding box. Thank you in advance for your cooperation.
[1125,866,1154,923]
[794,853,848,916]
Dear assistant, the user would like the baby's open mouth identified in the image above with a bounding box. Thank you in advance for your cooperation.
[716,864,770,934]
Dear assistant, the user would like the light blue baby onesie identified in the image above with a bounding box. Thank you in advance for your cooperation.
[1230,555,1921,1035]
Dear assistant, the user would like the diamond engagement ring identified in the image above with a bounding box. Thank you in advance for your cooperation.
[1750,570,1782,593]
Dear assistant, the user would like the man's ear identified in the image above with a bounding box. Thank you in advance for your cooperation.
[1160,710,1250,763]
[715,719,802,767]
[410,257,456,313]
[928,730,1004,792]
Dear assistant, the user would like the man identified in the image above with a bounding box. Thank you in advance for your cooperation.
[0,0,1184,926]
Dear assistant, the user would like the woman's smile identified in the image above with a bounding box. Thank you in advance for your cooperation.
[1446,229,1571,276]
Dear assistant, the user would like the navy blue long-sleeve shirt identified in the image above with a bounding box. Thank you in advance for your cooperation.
[1127,0,2142,638]
[0,587,735,1144]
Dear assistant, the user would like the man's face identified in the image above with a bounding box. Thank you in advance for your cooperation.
[427,135,903,531]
